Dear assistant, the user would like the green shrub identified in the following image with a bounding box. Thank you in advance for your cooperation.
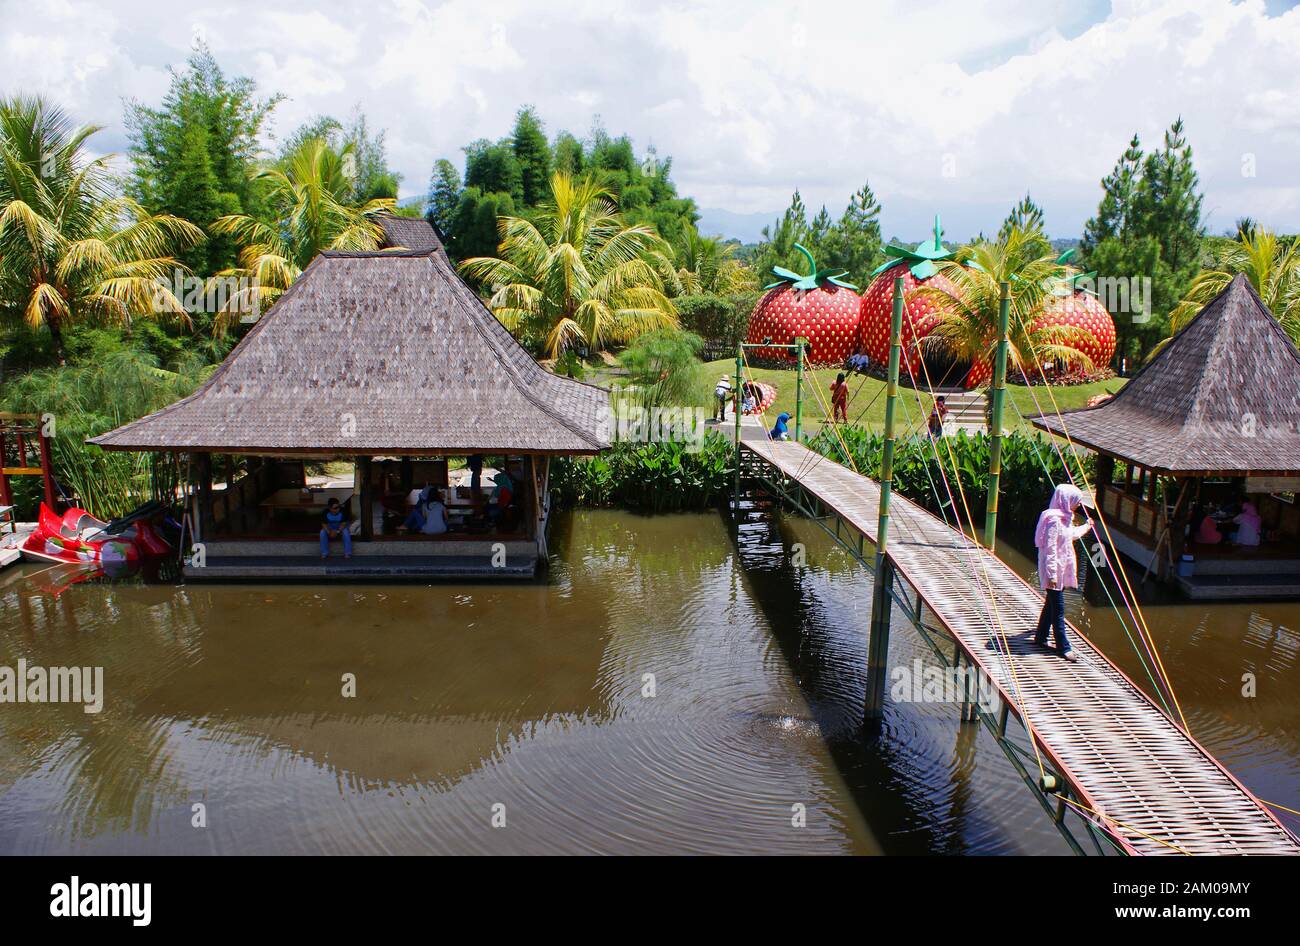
[551,432,734,513]
[805,426,1091,527]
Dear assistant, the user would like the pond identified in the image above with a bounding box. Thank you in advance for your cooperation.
[0,509,1294,854]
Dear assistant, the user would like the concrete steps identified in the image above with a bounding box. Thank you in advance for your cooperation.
[935,389,986,435]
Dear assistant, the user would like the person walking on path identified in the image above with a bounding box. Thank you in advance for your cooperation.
[1033,484,1094,662]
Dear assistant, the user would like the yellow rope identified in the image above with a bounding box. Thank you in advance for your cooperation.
[1005,304,1189,732]
[902,321,1048,779]
[1057,796,1194,855]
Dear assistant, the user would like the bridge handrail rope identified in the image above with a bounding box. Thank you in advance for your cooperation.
[1003,303,1189,732]
[1009,369,1183,719]
[900,318,1052,783]
[1057,796,1194,856]
[1005,393,1177,718]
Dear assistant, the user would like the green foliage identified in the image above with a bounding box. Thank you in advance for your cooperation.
[751,183,883,289]
[616,329,703,410]
[426,158,462,236]
[550,433,734,513]
[511,107,552,208]
[447,187,516,261]
[125,42,281,278]
[458,172,677,356]
[210,135,395,329]
[464,137,523,205]
[1169,228,1300,341]
[999,194,1050,257]
[0,348,211,518]
[806,426,1091,527]
[673,290,762,351]
[1080,119,1205,365]
[0,95,204,362]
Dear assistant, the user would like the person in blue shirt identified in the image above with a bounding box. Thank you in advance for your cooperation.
[770,412,791,441]
[320,498,352,559]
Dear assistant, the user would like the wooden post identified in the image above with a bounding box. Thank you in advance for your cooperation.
[983,281,1011,550]
[0,428,11,508]
[865,276,905,721]
[732,344,743,512]
[194,452,214,543]
[357,456,374,541]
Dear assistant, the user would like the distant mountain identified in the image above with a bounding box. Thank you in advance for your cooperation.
[696,207,778,244]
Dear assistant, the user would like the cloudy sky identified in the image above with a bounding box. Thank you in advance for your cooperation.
[2,0,1298,241]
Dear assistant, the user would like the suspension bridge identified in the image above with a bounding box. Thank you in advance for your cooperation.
[728,279,1300,856]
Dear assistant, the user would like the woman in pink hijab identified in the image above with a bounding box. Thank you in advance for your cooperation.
[1033,484,1094,662]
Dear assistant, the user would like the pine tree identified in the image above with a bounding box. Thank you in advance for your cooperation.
[511,106,552,208]
[819,182,883,287]
[426,159,462,237]
[1082,134,1142,252]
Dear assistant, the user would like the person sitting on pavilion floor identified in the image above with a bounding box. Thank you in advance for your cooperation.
[1192,504,1223,545]
[320,498,352,559]
[1033,484,1094,663]
[399,482,438,532]
[1233,500,1262,547]
[487,471,515,527]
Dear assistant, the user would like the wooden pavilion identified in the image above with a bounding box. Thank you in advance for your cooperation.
[1033,275,1300,599]
[89,222,610,580]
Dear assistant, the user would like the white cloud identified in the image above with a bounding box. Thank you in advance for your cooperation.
[1,0,1297,239]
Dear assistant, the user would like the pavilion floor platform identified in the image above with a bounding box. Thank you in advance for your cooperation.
[184,538,540,581]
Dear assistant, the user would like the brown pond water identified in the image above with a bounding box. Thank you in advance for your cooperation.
[0,508,1295,854]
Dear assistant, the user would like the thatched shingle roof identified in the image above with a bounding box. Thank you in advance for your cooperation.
[377,213,444,254]
[90,248,611,455]
[1032,275,1300,475]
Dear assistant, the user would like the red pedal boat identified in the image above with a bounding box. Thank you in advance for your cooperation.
[20,502,171,566]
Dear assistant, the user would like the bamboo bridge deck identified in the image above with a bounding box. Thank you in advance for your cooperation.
[739,425,1299,855]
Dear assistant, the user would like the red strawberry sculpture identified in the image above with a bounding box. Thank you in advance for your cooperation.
[1032,251,1116,380]
[746,244,861,364]
[858,217,968,386]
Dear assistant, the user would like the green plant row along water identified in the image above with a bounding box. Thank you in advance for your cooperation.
[549,426,1085,527]
[805,426,1091,527]
[550,433,735,513]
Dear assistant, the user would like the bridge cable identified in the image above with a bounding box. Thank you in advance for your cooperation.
[1002,303,1188,732]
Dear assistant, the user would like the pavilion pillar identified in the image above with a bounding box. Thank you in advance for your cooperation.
[357,456,374,541]
[0,428,11,508]
[194,452,215,543]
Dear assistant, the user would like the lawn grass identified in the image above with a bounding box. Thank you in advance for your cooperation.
[693,359,1127,435]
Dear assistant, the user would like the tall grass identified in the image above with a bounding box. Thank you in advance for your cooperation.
[1,350,209,518]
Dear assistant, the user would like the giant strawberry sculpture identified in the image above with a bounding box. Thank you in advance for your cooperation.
[746,244,860,364]
[858,217,967,384]
[1033,251,1116,378]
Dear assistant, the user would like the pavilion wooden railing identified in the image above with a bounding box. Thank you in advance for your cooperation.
[1099,482,1164,544]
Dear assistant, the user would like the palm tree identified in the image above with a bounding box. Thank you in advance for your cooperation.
[0,95,204,363]
[668,231,758,296]
[210,137,394,332]
[1169,227,1299,341]
[459,171,678,357]
[911,225,1094,384]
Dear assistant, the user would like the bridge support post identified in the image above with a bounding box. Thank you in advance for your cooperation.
[794,337,805,442]
[983,281,1011,550]
[865,277,905,721]
[732,344,743,513]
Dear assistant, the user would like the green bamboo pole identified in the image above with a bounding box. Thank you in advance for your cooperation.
[732,344,743,511]
[984,281,1011,551]
[794,337,805,442]
[865,277,905,720]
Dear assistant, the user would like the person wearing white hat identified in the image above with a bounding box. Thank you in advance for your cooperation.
[713,375,732,422]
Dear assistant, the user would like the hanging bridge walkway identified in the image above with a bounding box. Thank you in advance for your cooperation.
[737,419,1299,855]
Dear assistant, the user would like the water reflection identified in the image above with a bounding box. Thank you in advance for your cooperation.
[0,511,878,854]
